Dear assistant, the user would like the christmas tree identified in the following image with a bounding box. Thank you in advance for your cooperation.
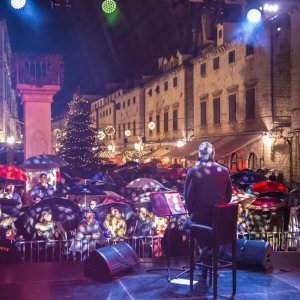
[59,95,98,170]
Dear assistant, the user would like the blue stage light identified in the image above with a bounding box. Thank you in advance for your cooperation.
[11,0,26,10]
[247,8,262,24]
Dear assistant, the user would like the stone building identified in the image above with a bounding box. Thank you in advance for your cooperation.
[143,51,194,159]
[169,10,295,182]
[0,20,20,143]
[90,91,120,160]
[115,86,145,150]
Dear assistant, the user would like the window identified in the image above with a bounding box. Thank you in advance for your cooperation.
[164,112,169,132]
[228,94,237,123]
[213,57,220,70]
[133,96,136,104]
[128,98,130,106]
[118,125,121,138]
[106,110,108,116]
[123,124,126,136]
[148,89,152,97]
[155,85,160,94]
[213,98,221,124]
[200,101,207,126]
[228,50,236,64]
[246,43,254,56]
[156,114,160,134]
[123,102,125,109]
[173,109,178,131]
[246,88,255,119]
[164,81,168,91]
[128,122,130,130]
[173,77,178,87]
[116,102,121,110]
[133,121,136,136]
[149,116,153,136]
[200,63,206,76]
[219,29,223,39]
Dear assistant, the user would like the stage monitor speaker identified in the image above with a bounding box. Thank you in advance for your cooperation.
[84,242,139,281]
[238,239,273,270]
[220,239,273,270]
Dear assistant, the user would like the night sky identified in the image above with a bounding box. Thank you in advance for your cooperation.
[0,0,194,116]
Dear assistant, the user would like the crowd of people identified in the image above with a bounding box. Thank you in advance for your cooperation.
[0,142,299,263]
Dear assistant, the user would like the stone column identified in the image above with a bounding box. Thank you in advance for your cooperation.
[12,53,63,159]
[17,84,60,159]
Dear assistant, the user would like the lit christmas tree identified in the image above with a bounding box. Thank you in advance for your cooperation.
[59,95,98,170]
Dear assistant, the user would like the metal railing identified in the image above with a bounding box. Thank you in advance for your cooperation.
[15,232,299,263]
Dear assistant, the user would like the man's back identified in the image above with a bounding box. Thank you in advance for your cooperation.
[184,161,232,226]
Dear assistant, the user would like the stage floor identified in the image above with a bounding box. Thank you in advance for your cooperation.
[0,258,300,300]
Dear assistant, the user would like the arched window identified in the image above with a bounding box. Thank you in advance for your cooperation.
[248,152,258,170]
[230,152,238,172]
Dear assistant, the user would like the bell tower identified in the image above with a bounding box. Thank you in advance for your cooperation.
[12,53,63,159]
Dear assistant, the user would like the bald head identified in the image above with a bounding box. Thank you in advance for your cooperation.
[199,142,215,161]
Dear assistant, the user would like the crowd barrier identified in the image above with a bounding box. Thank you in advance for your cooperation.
[15,231,300,263]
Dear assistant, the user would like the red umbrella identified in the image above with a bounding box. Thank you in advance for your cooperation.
[250,180,287,194]
[0,164,29,181]
[248,196,286,212]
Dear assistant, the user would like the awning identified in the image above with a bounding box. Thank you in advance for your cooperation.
[162,137,220,158]
[188,133,261,160]
[147,148,171,158]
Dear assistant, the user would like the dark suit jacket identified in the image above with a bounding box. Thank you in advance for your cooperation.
[184,160,232,226]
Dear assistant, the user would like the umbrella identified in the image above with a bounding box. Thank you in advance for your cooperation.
[19,154,69,170]
[126,178,164,190]
[248,196,286,212]
[237,173,267,186]
[230,169,254,184]
[0,198,21,217]
[114,167,138,178]
[0,165,29,181]
[123,161,139,167]
[18,197,82,239]
[251,180,287,194]
[169,163,184,169]
[67,184,106,196]
[95,202,135,222]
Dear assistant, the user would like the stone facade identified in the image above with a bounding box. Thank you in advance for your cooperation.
[192,17,293,182]
[290,7,300,182]
[144,51,194,150]
[115,87,145,149]
[0,20,20,143]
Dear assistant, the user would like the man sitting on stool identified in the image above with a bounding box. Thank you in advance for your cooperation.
[184,142,232,276]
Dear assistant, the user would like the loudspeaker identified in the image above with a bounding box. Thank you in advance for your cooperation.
[239,239,273,269]
[220,239,273,270]
[84,242,139,281]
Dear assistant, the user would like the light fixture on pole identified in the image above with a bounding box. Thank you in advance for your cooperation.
[148,121,156,131]
[125,130,131,137]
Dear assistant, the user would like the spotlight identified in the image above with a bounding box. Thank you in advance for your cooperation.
[102,0,117,14]
[247,7,262,23]
[11,0,26,10]
[263,3,279,13]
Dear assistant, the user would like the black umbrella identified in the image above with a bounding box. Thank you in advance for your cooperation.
[237,173,267,186]
[123,161,139,167]
[95,202,135,222]
[18,197,82,239]
[19,154,69,170]
[0,198,21,217]
[67,184,106,196]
